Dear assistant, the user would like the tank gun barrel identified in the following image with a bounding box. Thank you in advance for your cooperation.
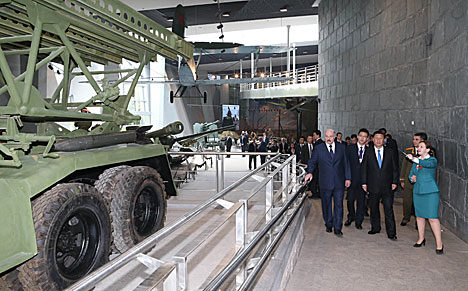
[146,121,184,139]
[175,125,234,143]
[201,120,219,130]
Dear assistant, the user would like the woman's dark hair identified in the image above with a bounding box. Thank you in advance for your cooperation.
[419,140,435,155]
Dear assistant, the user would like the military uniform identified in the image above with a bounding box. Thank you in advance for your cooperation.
[399,146,417,224]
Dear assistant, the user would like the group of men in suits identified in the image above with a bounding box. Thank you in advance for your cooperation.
[305,128,400,240]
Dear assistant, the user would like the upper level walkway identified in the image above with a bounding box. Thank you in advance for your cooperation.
[240,65,319,99]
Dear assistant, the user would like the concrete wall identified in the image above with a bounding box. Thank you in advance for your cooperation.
[318,0,468,242]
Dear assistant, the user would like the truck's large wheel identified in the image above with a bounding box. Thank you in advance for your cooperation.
[0,269,22,290]
[109,166,167,253]
[18,183,111,290]
[95,165,131,203]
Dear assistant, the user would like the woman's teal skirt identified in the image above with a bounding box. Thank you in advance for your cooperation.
[413,192,439,219]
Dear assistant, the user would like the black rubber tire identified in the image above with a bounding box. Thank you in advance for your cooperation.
[109,166,167,253]
[17,183,111,290]
[0,269,22,290]
[95,165,131,204]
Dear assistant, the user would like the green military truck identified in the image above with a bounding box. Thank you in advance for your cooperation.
[0,0,193,289]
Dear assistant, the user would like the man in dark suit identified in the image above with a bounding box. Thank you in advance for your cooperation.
[241,131,249,157]
[361,131,399,240]
[310,130,323,198]
[295,136,306,164]
[305,129,351,236]
[226,134,233,158]
[344,128,369,229]
[257,136,267,164]
[279,138,289,154]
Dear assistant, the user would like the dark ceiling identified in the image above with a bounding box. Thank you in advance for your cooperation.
[140,0,317,28]
[138,0,318,75]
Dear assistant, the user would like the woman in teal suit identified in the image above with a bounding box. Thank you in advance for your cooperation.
[407,140,443,254]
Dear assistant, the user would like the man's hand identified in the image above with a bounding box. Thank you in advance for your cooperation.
[345,180,351,188]
[400,182,405,189]
[392,184,397,191]
[411,175,417,183]
[362,185,367,192]
[305,173,313,182]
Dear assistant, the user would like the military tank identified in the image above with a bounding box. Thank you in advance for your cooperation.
[0,0,194,289]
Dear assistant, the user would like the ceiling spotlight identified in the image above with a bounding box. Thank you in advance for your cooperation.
[234,73,239,78]
[222,12,230,17]
[260,72,265,78]
[167,17,173,22]
[280,7,287,12]
[217,23,223,29]
[219,34,224,39]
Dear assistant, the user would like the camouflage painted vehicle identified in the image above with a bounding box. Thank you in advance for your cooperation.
[0,0,193,289]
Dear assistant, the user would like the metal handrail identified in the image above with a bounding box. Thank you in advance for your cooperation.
[241,64,319,91]
[204,183,308,290]
[66,153,283,291]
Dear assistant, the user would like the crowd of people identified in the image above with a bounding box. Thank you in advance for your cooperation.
[235,127,443,254]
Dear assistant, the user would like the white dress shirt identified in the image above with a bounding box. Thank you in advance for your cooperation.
[374,146,384,161]
[326,142,335,153]
[307,143,313,158]
[357,143,366,163]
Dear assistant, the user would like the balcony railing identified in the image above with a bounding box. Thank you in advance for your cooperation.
[240,64,319,91]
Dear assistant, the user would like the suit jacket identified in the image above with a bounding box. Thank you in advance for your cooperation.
[409,157,439,194]
[279,142,289,154]
[296,143,306,163]
[307,142,351,191]
[241,135,249,146]
[226,137,232,147]
[258,141,267,152]
[346,143,367,190]
[303,143,314,162]
[313,139,324,146]
[360,146,399,193]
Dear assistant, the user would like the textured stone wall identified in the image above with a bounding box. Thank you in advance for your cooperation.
[318,0,468,242]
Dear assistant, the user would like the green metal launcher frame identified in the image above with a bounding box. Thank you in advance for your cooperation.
[0,0,193,274]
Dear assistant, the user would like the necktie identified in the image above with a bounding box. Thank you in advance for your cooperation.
[329,145,334,158]
[309,144,313,158]
[359,146,363,160]
[377,149,382,168]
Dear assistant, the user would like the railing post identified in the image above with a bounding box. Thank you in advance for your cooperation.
[235,200,248,286]
[292,156,297,193]
[265,178,274,222]
[173,256,187,291]
[282,166,289,202]
[216,154,225,192]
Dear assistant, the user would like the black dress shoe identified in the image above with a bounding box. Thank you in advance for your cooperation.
[413,238,426,247]
[400,220,408,226]
[334,229,343,236]
[344,220,352,226]
[355,224,363,230]
[388,235,397,241]
[368,230,380,235]
[436,245,444,254]
[326,226,333,233]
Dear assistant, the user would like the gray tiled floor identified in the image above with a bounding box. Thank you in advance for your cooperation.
[286,198,468,291]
